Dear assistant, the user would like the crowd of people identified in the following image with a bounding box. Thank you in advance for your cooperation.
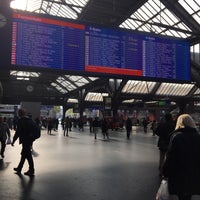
[1,109,200,199]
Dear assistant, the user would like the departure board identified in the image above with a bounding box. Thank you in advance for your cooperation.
[85,25,190,80]
[11,11,191,81]
[11,13,85,71]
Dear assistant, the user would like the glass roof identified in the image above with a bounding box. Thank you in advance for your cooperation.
[194,88,200,95]
[51,82,68,94]
[121,80,197,97]
[52,75,98,94]
[85,92,108,102]
[121,80,156,94]
[122,99,135,103]
[10,0,89,19]
[7,0,200,104]
[119,0,192,38]
[10,0,199,40]
[155,82,194,96]
[67,98,78,103]
[179,0,200,25]
[10,70,40,80]
[10,70,99,94]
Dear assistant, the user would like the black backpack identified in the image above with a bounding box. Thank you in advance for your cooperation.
[32,120,41,140]
[25,118,41,141]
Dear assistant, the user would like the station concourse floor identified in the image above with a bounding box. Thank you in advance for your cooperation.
[0,125,190,200]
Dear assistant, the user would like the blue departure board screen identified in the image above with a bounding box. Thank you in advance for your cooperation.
[11,11,191,81]
[11,12,85,71]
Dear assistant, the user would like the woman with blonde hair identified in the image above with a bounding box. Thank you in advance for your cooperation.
[163,114,200,200]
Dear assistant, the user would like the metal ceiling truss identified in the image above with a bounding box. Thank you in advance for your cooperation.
[1,0,200,107]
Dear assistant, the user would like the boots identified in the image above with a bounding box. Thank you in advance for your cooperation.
[24,168,35,176]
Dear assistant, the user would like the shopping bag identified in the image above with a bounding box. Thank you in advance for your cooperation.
[7,138,12,145]
[156,179,170,200]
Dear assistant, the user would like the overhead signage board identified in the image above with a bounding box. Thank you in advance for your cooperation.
[10,11,191,82]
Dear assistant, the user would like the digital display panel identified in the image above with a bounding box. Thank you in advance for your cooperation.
[11,11,191,81]
[11,13,85,71]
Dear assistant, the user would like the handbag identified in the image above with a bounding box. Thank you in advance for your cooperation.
[156,179,170,200]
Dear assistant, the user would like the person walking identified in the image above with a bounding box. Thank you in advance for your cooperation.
[93,117,99,140]
[150,120,157,136]
[163,114,200,200]
[142,118,148,133]
[155,113,175,177]
[11,108,35,176]
[64,117,69,137]
[101,118,109,140]
[125,117,132,139]
[47,117,53,135]
[0,116,11,158]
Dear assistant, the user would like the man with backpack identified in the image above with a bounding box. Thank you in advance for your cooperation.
[12,108,37,176]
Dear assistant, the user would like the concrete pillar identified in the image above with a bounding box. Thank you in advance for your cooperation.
[20,102,41,120]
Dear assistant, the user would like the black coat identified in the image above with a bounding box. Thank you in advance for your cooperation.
[13,116,34,144]
[101,120,108,133]
[126,118,132,131]
[155,120,175,152]
[163,127,200,195]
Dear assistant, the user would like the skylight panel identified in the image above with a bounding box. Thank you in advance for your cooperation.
[179,0,200,25]
[130,19,142,28]
[51,82,67,94]
[88,77,99,81]
[146,2,158,15]
[10,0,42,11]
[180,0,199,12]
[149,0,163,11]
[141,5,154,17]
[140,25,151,32]
[10,0,89,19]
[73,7,82,13]
[137,9,150,21]
[194,88,200,95]
[56,77,77,91]
[10,70,40,77]
[179,0,194,14]
[122,99,135,103]
[193,13,200,24]
[163,9,179,23]
[151,25,164,33]
[122,80,156,94]
[119,0,193,38]
[68,76,89,87]
[161,11,175,25]
[85,92,104,102]
[131,13,142,22]
[49,3,60,15]
[66,0,86,7]
[67,98,78,103]
[126,20,138,28]
[156,83,194,96]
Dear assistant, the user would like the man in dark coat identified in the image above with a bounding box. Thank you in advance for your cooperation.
[12,108,35,176]
[101,118,109,140]
[155,113,175,176]
[126,117,132,139]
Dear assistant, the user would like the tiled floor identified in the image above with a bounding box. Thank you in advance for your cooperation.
[0,125,166,200]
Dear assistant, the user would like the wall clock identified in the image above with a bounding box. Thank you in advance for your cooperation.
[26,85,34,92]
